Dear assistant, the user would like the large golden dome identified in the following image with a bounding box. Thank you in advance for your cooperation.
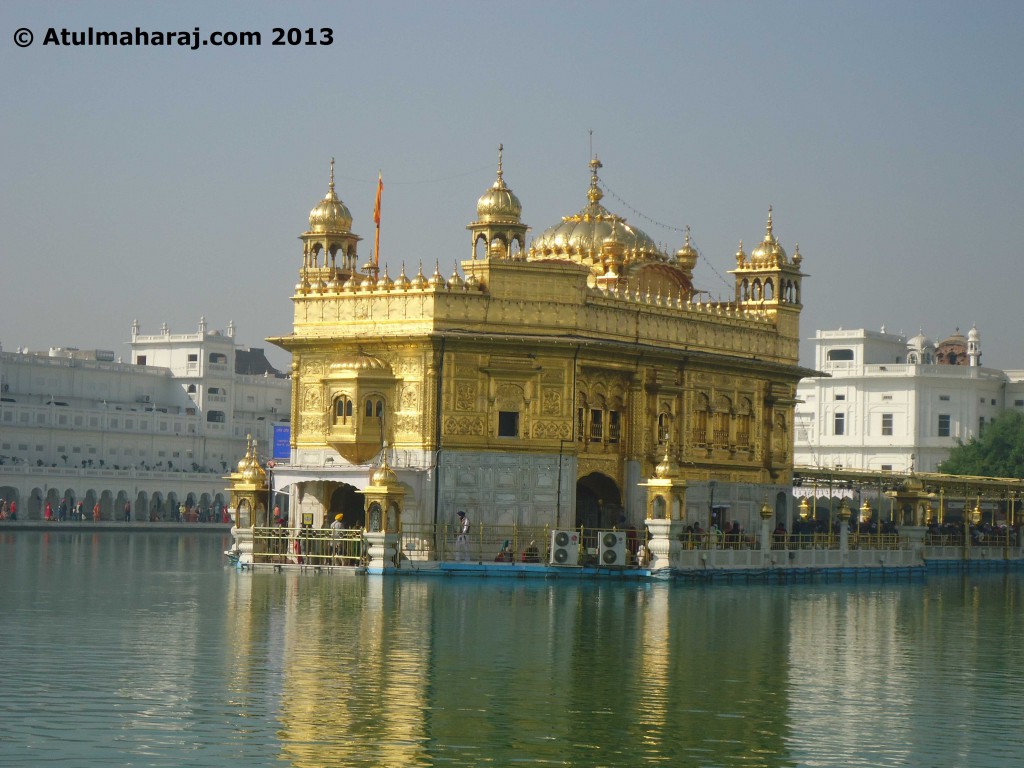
[476,144,522,223]
[749,207,787,266]
[528,157,663,262]
[308,159,353,233]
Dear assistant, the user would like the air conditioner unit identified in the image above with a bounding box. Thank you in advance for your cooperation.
[549,529,580,566]
[599,530,627,566]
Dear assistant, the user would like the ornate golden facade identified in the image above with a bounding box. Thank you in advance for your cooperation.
[269,149,809,534]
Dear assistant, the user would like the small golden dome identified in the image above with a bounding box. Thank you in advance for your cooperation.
[675,226,698,272]
[749,207,787,266]
[428,262,446,289]
[654,447,679,478]
[371,463,399,486]
[410,264,427,290]
[476,144,523,223]
[449,268,464,289]
[308,159,353,234]
[377,268,394,291]
[465,271,481,289]
[394,264,411,291]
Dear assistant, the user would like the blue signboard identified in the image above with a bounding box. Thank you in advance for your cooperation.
[272,424,291,461]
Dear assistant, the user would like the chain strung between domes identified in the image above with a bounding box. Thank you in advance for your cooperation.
[598,175,733,295]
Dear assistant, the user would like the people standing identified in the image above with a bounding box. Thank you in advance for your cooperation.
[455,511,470,561]
[330,513,344,559]
[93,502,101,522]
[45,501,53,521]
[123,501,131,522]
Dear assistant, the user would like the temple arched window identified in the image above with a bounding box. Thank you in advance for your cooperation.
[334,396,353,424]
[364,397,385,420]
[692,394,710,446]
[657,411,672,445]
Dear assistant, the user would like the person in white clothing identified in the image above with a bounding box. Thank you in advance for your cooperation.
[455,511,470,561]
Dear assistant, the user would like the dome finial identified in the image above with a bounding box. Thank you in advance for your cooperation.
[766,205,774,238]
[496,143,504,183]
[587,155,604,205]
[329,157,336,195]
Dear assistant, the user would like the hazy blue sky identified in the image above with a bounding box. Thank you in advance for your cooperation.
[3,1,1022,371]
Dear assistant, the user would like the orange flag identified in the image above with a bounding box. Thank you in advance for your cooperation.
[373,172,382,266]
[373,172,383,226]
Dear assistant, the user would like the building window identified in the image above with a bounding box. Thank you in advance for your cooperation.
[979,416,985,435]
[938,414,951,437]
[364,398,385,420]
[1015,400,1024,407]
[187,354,198,362]
[577,408,585,442]
[659,415,675,444]
[881,414,893,436]
[827,349,854,361]
[207,411,226,424]
[834,412,845,436]
[991,399,997,406]
[608,411,620,443]
[498,411,519,438]
[590,409,603,441]
[187,384,197,394]
[881,395,893,401]
[881,464,892,471]
[136,355,147,366]
[335,397,353,423]
[939,395,950,401]
[835,393,846,401]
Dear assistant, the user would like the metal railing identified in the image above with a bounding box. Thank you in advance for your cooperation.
[249,523,943,567]
[252,526,364,566]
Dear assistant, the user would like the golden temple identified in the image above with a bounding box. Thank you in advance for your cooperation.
[262,147,810,540]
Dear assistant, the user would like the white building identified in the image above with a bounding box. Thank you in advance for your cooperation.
[795,327,1024,473]
[0,319,290,520]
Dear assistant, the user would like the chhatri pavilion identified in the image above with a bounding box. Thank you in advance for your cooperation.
[262,148,810,546]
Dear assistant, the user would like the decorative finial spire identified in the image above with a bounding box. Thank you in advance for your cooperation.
[497,143,504,182]
[685,225,692,246]
[766,205,774,238]
[587,155,604,205]
[329,157,336,195]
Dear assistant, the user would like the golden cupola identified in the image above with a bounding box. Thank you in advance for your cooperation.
[748,207,788,267]
[476,145,523,223]
[467,144,529,260]
[298,159,362,290]
[308,160,353,233]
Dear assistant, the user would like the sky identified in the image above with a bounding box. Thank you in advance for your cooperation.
[2,1,1023,372]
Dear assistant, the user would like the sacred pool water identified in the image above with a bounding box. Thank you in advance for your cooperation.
[2,530,1023,767]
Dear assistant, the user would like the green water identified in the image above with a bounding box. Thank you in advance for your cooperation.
[1,530,1023,767]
